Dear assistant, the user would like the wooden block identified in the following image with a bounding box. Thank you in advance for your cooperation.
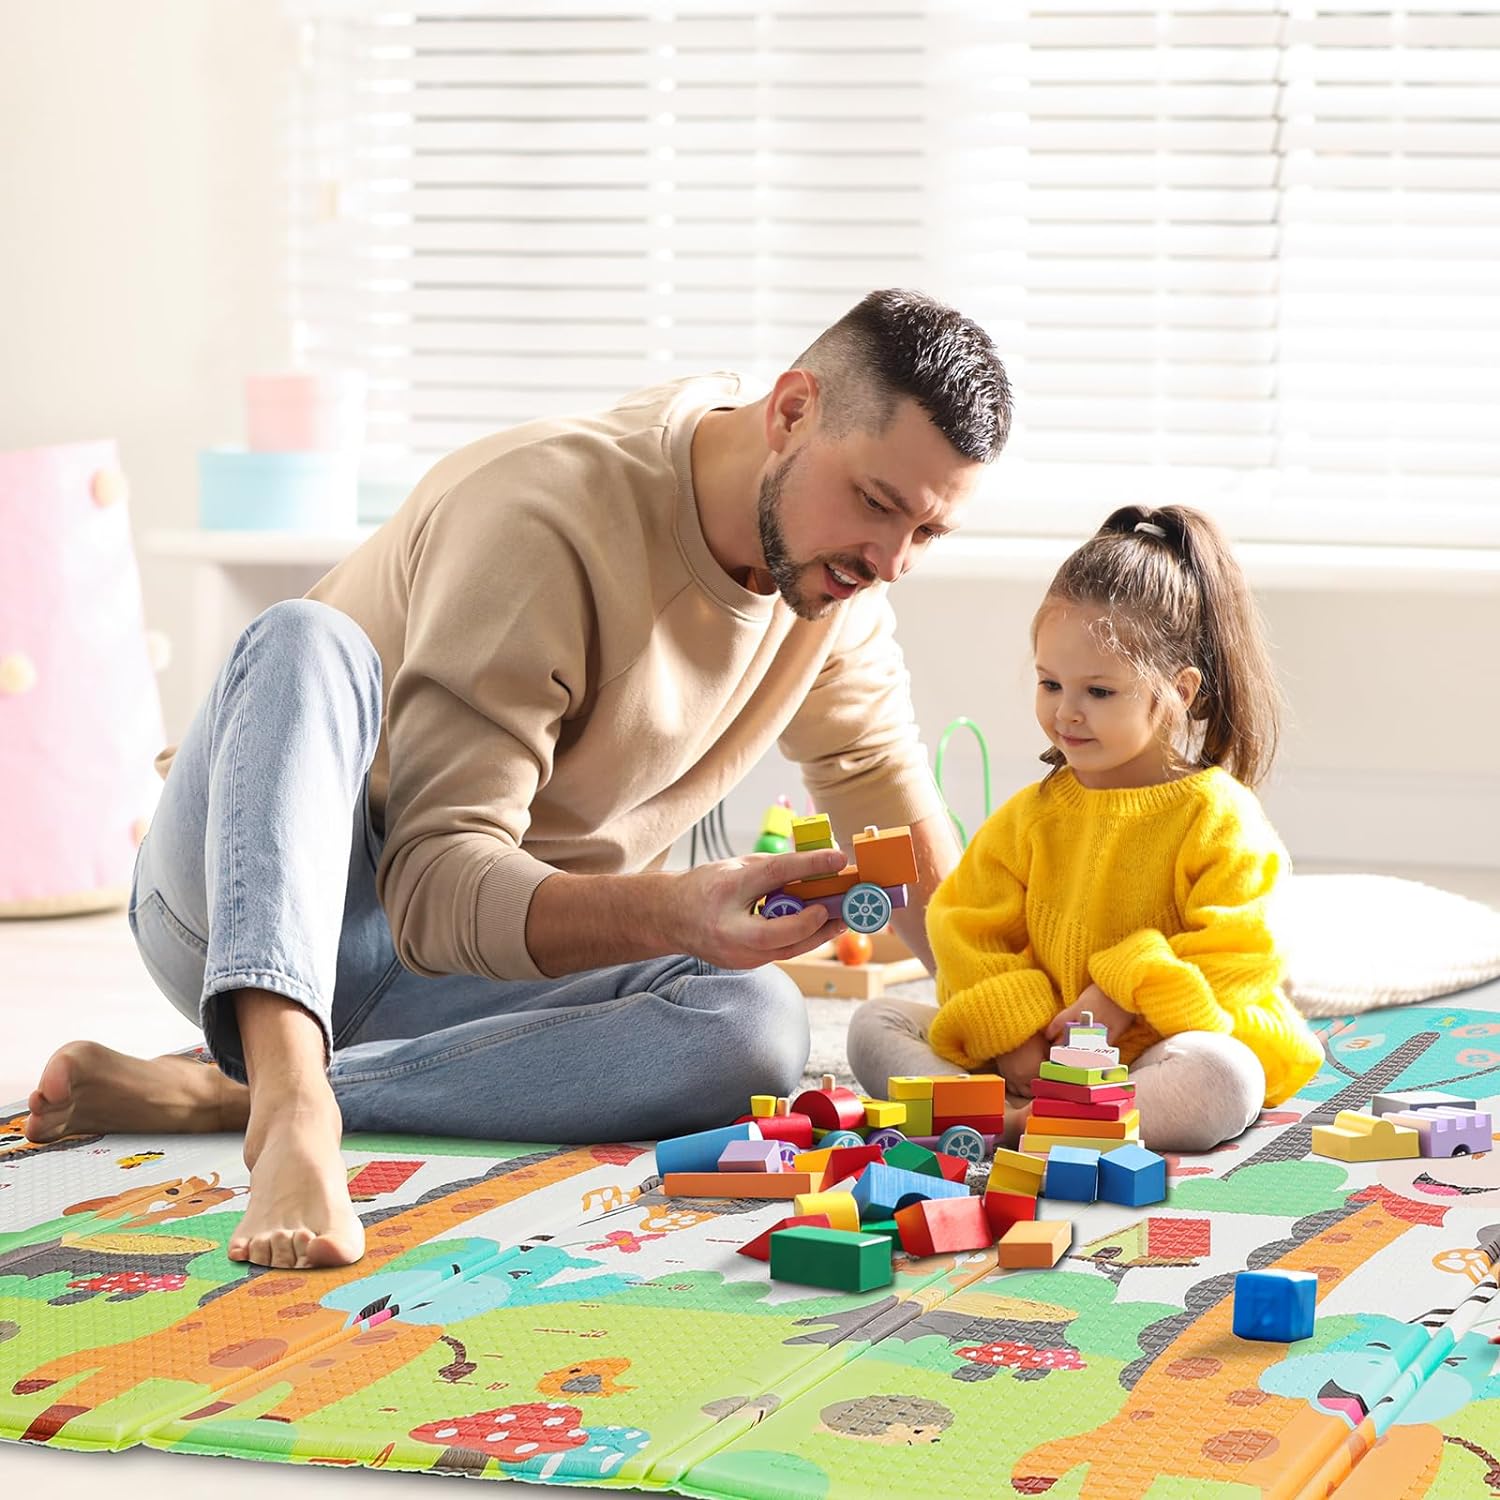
[736,1212,832,1261]
[719,1140,784,1172]
[1039,1059,1129,1086]
[1031,1096,1136,1123]
[999,1219,1073,1269]
[860,1098,908,1128]
[895,1195,995,1257]
[663,1171,816,1198]
[851,823,918,887]
[770,1226,893,1292]
[932,1074,1007,1118]
[1021,1129,1140,1156]
[1036,1112,1139,1141]
[793,1188,862,1231]
[987,1147,1046,1198]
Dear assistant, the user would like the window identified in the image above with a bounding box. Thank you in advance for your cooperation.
[286,1,1500,546]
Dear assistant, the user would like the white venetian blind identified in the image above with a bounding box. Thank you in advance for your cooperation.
[284,1,1500,545]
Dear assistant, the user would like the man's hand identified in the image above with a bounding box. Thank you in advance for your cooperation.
[671,847,851,970]
[993,1030,1050,1099]
[1046,984,1133,1045]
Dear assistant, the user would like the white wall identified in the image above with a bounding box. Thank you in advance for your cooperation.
[4,4,1496,870]
[0,1,294,733]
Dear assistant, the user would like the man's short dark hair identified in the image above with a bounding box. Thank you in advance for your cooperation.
[794,288,1012,463]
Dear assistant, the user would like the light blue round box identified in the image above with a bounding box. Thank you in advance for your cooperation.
[198,447,359,531]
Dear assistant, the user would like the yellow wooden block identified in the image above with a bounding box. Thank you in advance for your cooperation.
[1040,1111,1140,1140]
[901,1098,934,1136]
[794,1148,834,1176]
[1020,1130,1141,1156]
[749,1094,778,1118]
[792,813,834,850]
[1311,1112,1419,1162]
[794,1189,860,1232]
[987,1147,1045,1198]
[860,1098,908,1128]
[888,1076,938,1100]
[999,1219,1073,1269]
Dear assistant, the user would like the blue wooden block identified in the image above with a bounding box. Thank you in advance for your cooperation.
[850,1162,969,1221]
[1098,1143,1167,1206]
[655,1123,760,1177]
[1233,1270,1317,1342]
[1042,1145,1100,1203]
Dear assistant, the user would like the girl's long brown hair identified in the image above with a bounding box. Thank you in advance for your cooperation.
[1036,505,1282,788]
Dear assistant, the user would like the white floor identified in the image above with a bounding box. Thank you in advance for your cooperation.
[3,860,1499,1494]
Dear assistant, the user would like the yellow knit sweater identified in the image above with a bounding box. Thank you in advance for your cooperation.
[926,765,1322,1107]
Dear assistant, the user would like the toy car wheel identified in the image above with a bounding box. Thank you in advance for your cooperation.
[936,1125,986,1164]
[822,1130,865,1150]
[841,882,892,933]
[761,892,805,920]
[866,1127,906,1151]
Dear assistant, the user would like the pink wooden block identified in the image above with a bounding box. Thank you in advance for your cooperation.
[0,441,164,914]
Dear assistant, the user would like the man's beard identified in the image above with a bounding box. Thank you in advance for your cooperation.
[756,449,863,622]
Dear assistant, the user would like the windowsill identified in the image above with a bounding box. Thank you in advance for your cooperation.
[144,528,1500,593]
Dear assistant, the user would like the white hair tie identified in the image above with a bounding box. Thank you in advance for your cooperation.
[1134,521,1167,538]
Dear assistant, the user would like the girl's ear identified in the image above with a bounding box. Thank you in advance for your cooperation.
[1175,665,1203,712]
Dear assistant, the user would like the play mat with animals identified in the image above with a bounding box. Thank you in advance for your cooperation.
[8,1007,1500,1497]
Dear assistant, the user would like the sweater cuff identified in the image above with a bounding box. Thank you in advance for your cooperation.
[475,849,557,982]
[1089,929,1231,1040]
[927,972,1058,1071]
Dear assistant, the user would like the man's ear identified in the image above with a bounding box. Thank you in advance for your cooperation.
[764,369,818,456]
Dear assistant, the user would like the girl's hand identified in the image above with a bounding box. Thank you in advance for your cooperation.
[1047,984,1133,1045]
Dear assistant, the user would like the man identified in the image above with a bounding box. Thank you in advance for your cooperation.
[24,289,1012,1272]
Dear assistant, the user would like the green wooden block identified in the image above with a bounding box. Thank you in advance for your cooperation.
[1039,1059,1129,1086]
[882,1139,943,1178]
[769,1226,894,1292]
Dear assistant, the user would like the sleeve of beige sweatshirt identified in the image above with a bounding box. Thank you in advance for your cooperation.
[775,586,944,846]
[377,475,596,983]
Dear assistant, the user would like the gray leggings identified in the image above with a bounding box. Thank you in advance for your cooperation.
[847,995,1269,1154]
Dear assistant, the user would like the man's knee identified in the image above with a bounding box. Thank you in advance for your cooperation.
[245,600,382,730]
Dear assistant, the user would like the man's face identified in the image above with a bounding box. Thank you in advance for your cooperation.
[756,398,980,622]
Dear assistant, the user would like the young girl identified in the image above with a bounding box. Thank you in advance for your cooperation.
[847,504,1323,1153]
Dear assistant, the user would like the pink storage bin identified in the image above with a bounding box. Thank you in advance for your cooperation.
[245,371,366,453]
[0,440,165,916]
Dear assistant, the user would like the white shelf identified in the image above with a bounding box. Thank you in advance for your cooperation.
[145,527,1500,593]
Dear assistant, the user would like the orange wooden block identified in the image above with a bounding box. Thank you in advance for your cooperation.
[663,1171,816,1198]
[1040,1111,1140,1140]
[895,1195,995,1257]
[932,1074,1007,1119]
[850,823,918,887]
[999,1219,1073,1269]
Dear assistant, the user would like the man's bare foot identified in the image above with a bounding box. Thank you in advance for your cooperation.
[231,1084,364,1271]
[24,1041,247,1142]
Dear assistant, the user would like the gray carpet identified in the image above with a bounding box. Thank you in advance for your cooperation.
[798,975,935,1094]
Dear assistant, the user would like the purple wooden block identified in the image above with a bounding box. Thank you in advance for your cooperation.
[719,1139,784,1172]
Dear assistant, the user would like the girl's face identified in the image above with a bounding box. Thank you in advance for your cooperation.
[1033,603,1197,790]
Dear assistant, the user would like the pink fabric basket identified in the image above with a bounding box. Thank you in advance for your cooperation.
[0,440,164,916]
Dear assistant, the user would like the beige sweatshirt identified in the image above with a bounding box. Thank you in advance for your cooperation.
[168,375,942,981]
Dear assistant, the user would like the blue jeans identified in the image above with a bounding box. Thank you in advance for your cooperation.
[128,600,809,1143]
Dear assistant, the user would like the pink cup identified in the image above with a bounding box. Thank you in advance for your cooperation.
[245,371,366,453]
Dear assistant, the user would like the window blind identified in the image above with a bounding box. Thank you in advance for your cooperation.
[284,1,1500,546]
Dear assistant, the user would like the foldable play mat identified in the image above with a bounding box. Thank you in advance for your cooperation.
[8,1005,1500,1498]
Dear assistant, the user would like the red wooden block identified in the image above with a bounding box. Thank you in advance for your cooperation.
[736,1212,833,1261]
[821,1144,886,1189]
[895,1195,995,1257]
[737,1112,815,1148]
[1031,1078,1136,1105]
[933,1113,1008,1136]
[983,1189,1039,1238]
[1031,1097,1135,1123]
[933,1152,970,1183]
